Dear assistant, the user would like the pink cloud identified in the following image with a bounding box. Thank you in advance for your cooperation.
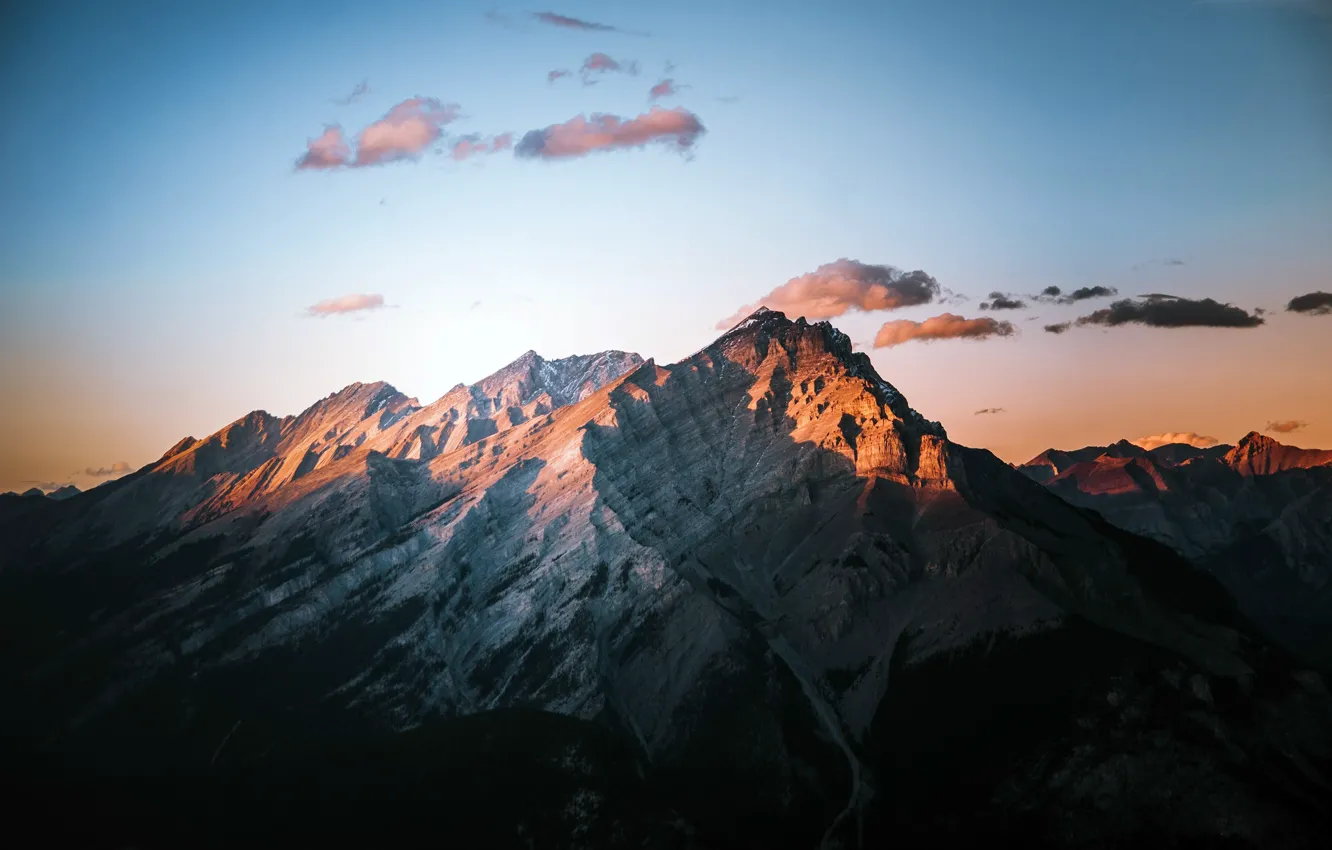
[532,11,623,32]
[307,293,386,317]
[353,97,460,167]
[1131,432,1220,450]
[515,106,705,160]
[580,52,639,78]
[648,78,683,101]
[452,133,514,161]
[295,125,351,170]
[548,69,571,83]
[873,313,1017,348]
[717,260,941,329]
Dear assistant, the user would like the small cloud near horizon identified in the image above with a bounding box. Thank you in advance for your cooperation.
[873,313,1017,348]
[1131,432,1220,450]
[1286,291,1332,315]
[452,133,514,161]
[307,294,386,317]
[515,106,704,161]
[974,407,1006,415]
[1033,285,1119,304]
[1043,322,1071,334]
[717,259,943,329]
[1266,420,1309,434]
[83,461,133,478]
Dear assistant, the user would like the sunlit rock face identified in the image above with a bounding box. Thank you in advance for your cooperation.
[3,310,1330,848]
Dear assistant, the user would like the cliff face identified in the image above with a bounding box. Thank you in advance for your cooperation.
[3,310,1330,848]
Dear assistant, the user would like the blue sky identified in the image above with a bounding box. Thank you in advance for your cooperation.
[1,0,1330,491]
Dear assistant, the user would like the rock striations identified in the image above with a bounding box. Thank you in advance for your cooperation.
[2,311,1331,848]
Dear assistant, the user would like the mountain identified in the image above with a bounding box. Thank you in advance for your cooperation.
[1019,433,1332,668]
[47,484,81,501]
[3,310,1331,848]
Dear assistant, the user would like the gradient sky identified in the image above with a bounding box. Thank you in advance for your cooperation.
[2,0,1330,493]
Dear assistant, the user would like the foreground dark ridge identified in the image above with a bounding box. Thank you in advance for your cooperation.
[3,309,1331,848]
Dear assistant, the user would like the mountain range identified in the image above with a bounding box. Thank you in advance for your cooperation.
[2,309,1330,848]
[1018,434,1332,671]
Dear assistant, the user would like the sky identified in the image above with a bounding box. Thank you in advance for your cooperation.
[1,0,1330,493]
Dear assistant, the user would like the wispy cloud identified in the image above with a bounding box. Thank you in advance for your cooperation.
[515,106,704,161]
[307,293,386,317]
[548,69,571,83]
[1044,322,1071,335]
[579,52,640,83]
[974,407,1006,415]
[1266,419,1309,433]
[649,78,689,101]
[1070,294,1264,329]
[1286,291,1332,315]
[333,79,370,106]
[717,259,942,329]
[532,11,645,34]
[295,126,352,171]
[979,291,1027,311]
[873,314,1017,348]
[1131,432,1220,450]
[451,133,514,161]
[1131,258,1187,272]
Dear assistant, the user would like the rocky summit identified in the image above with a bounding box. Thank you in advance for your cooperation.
[3,310,1331,849]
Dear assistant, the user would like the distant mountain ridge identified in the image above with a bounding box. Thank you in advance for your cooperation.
[1019,432,1332,668]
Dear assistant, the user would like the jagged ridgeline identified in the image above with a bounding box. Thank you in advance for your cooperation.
[2,310,1330,848]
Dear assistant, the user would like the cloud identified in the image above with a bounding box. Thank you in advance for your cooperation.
[716,259,942,329]
[333,79,370,106]
[295,125,351,170]
[515,106,705,160]
[649,78,688,101]
[979,291,1027,311]
[354,97,460,166]
[1044,322,1071,334]
[715,95,741,104]
[1266,419,1309,434]
[21,480,70,493]
[548,69,571,83]
[974,407,1006,415]
[1033,285,1119,304]
[451,133,513,161]
[83,461,133,478]
[1131,432,1220,451]
[873,313,1017,348]
[1073,294,1264,329]
[1286,291,1332,315]
[532,11,640,33]
[1132,258,1187,271]
[580,53,640,82]
[307,293,386,317]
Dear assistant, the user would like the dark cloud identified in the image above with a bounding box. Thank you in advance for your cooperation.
[1073,294,1264,329]
[1286,291,1332,315]
[83,462,133,478]
[333,80,370,106]
[1266,419,1309,434]
[515,106,704,161]
[974,407,1006,415]
[1044,322,1071,334]
[1033,285,1118,304]
[979,291,1027,310]
[717,259,942,329]
[873,314,1017,348]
